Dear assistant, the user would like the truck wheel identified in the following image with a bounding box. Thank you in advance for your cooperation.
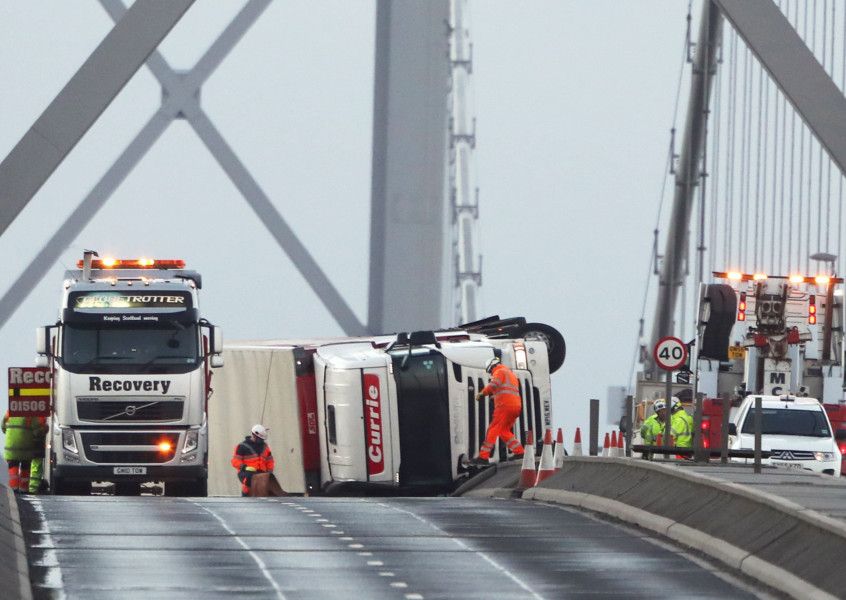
[113,482,141,496]
[520,322,566,373]
[165,478,207,497]
[52,478,90,496]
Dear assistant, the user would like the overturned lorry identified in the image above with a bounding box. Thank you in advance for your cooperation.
[208,318,564,496]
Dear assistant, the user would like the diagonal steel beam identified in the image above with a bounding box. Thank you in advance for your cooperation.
[1,0,366,336]
[185,107,368,335]
[0,0,194,238]
[713,0,846,176]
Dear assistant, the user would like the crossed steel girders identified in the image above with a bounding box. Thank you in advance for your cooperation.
[0,0,366,336]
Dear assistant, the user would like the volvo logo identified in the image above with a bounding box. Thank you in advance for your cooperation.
[125,405,136,416]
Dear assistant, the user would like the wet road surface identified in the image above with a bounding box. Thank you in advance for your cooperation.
[19,495,772,599]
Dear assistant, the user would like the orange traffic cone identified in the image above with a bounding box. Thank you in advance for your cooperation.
[536,429,556,484]
[572,427,583,456]
[519,431,537,489]
[553,427,565,470]
[617,430,625,457]
[610,431,618,457]
[601,432,611,457]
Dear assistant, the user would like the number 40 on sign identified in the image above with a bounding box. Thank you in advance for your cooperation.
[653,336,688,371]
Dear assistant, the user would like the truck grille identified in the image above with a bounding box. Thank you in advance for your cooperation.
[770,449,816,460]
[77,398,184,422]
[81,431,180,464]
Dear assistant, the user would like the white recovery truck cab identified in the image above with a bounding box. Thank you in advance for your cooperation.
[210,318,564,496]
[36,253,223,496]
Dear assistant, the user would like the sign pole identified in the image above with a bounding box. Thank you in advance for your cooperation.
[664,371,673,458]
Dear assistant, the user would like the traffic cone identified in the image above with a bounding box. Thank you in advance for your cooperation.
[610,431,618,457]
[617,430,625,457]
[601,432,611,457]
[519,431,537,489]
[553,427,565,470]
[536,429,556,484]
[572,427,583,456]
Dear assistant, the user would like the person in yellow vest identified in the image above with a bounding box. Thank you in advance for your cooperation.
[2,412,48,493]
[670,397,694,449]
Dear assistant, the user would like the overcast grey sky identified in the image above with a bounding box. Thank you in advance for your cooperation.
[0,1,691,434]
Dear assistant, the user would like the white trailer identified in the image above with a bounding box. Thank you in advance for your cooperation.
[209,319,562,496]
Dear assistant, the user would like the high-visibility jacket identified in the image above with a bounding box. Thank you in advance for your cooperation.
[231,437,275,474]
[2,413,47,461]
[671,409,694,448]
[640,414,667,446]
[481,364,521,408]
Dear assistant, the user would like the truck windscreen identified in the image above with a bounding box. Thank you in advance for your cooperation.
[741,408,830,437]
[61,322,200,374]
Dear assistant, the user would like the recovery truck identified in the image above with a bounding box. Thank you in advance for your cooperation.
[208,318,564,496]
[36,252,223,496]
[635,270,846,472]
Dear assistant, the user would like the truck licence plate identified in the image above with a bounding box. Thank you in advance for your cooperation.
[113,467,146,475]
[771,461,803,470]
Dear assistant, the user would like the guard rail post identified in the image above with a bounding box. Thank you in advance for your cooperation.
[589,399,599,456]
[720,394,730,464]
[754,396,762,474]
[693,394,704,463]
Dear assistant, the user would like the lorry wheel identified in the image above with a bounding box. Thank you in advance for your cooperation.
[113,482,141,496]
[165,478,207,497]
[52,478,90,496]
[519,322,566,373]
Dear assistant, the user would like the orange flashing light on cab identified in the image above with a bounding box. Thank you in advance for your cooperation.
[76,258,186,270]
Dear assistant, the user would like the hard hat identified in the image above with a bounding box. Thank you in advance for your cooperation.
[653,399,667,412]
[485,356,501,373]
[670,397,682,410]
[251,424,269,440]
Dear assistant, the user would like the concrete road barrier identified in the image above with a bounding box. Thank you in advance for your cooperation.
[0,487,32,600]
[464,457,843,600]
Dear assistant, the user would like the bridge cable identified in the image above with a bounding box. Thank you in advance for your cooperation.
[627,1,692,391]
[709,45,723,277]
[755,61,764,272]
[725,29,738,268]
[840,0,846,274]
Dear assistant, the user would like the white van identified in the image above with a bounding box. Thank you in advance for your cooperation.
[729,395,841,476]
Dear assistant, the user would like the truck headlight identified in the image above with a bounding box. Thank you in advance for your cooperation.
[183,430,199,454]
[814,452,835,461]
[62,429,78,454]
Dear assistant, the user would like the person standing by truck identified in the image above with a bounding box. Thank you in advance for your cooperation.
[670,397,694,449]
[231,424,275,496]
[471,357,524,464]
[2,412,47,493]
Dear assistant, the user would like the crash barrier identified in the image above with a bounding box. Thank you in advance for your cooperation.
[0,487,32,600]
[631,445,772,460]
[521,459,845,600]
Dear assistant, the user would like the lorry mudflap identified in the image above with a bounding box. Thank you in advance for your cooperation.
[392,352,452,489]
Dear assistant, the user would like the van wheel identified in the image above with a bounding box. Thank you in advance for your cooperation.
[520,323,566,373]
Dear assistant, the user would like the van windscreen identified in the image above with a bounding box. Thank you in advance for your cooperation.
[741,408,830,437]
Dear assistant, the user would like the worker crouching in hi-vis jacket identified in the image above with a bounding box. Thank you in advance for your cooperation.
[2,412,47,493]
[470,357,525,465]
[231,424,275,497]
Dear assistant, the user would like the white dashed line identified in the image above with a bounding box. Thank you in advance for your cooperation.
[330,531,343,535]
[348,543,364,549]
[380,503,544,600]
[405,594,424,600]
[340,537,354,541]
[390,582,408,588]
[188,500,286,600]
[379,572,395,577]
[357,552,373,557]
[367,560,384,566]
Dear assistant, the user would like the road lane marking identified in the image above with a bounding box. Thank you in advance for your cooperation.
[24,497,65,599]
[381,502,545,600]
[367,560,383,566]
[188,500,286,600]
[379,572,395,577]
[405,595,424,599]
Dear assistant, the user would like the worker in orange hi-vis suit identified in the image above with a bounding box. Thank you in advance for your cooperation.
[470,356,524,465]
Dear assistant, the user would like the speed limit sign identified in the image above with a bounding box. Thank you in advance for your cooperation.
[653,336,688,371]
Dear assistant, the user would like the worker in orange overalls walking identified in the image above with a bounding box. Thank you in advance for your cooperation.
[231,424,275,496]
[470,356,524,465]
